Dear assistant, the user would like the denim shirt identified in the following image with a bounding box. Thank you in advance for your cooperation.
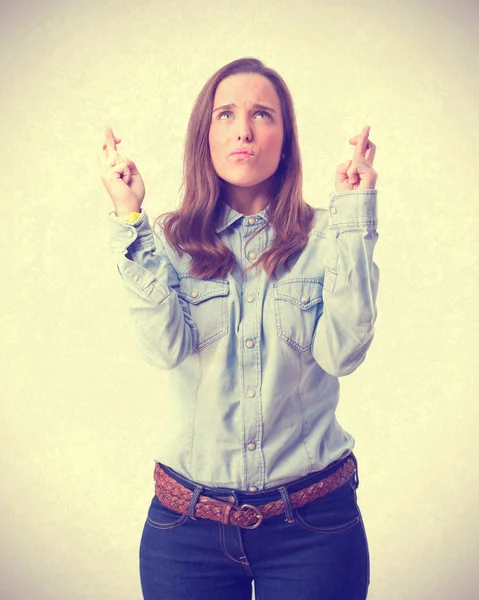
[109,189,379,491]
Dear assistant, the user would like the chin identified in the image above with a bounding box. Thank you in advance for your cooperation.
[219,170,278,190]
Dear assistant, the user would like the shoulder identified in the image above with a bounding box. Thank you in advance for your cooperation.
[153,212,193,273]
[309,207,329,239]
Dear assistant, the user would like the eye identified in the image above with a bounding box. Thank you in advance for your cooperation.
[217,110,233,120]
[254,110,272,120]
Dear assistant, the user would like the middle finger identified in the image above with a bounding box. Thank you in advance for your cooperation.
[103,127,121,156]
[353,126,371,160]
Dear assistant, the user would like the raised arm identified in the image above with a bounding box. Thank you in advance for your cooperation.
[312,127,379,376]
[99,128,198,369]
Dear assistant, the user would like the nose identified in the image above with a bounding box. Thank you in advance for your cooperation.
[237,129,252,143]
[237,117,253,143]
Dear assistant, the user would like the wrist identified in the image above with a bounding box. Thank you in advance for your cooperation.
[114,203,141,217]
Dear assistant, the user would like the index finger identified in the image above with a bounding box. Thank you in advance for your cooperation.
[105,126,117,153]
[353,125,371,159]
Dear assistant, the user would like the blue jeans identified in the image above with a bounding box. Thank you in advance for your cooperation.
[139,454,369,599]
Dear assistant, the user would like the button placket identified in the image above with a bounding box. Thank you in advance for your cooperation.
[240,223,267,490]
[243,217,262,264]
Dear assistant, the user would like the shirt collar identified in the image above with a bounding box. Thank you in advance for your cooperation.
[215,202,270,234]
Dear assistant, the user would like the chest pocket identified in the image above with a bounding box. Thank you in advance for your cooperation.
[273,278,323,353]
[178,276,229,351]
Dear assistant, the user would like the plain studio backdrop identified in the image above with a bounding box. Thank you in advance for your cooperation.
[1,0,478,598]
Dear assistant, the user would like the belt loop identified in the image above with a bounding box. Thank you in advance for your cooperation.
[187,485,204,519]
[278,486,295,523]
[350,453,359,489]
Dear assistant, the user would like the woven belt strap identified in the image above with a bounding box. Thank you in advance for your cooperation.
[154,458,356,529]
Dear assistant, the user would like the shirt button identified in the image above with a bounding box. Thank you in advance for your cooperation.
[247,295,255,303]
[245,339,255,349]
[248,389,256,398]
[227,495,236,504]
[248,217,255,225]
[249,486,258,492]
[247,443,256,451]
[249,251,257,260]
[331,206,338,215]
[191,290,199,298]
[300,295,309,304]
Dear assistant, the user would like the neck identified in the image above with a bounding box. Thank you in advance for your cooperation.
[222,180,272,216]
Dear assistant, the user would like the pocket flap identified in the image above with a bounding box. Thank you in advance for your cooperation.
[273,278,323,309]
[178,276,229,305]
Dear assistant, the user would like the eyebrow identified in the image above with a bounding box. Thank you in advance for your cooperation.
[212,103,277,114]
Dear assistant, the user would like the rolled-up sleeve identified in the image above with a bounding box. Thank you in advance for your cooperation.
[109,211,198,370]
[312,189,379,376]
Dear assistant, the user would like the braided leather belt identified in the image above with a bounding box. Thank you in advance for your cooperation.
[154,458,356,529]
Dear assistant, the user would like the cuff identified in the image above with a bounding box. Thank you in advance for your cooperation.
[109,209,156,255]
[328,189,378,230]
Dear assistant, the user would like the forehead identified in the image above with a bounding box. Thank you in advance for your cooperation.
[213,73,281,108]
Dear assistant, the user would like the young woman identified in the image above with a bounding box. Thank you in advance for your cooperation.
[100,57,378,600]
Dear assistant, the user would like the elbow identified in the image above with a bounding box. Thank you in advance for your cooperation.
[139,341,194,370]
[136,326,197,371]
[314,326,375,377]
[134,315,198,370]
[321,351,368,378]
[141,353,186,371]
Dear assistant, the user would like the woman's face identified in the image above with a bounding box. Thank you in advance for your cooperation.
[208,73,284,190]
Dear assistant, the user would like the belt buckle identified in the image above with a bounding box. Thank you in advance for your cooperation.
[237,503,264,529]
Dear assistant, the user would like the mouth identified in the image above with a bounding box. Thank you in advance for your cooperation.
[229,149,255,157]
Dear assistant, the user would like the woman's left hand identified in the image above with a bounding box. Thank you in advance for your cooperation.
[334,125,377,192]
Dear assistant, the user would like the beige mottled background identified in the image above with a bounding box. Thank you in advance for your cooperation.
[1,0,478,598]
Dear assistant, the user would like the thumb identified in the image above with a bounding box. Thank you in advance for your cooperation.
[121,162,132,185]
[346,160,359,183]
[336,159,353,176]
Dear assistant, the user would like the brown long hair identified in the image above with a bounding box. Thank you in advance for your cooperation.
[157,57,315,279]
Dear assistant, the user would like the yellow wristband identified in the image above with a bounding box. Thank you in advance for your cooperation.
[118,211,141,224]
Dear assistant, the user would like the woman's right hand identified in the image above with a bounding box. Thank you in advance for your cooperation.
[99,126,145,216]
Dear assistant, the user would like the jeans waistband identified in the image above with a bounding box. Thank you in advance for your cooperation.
[158,452,356,506]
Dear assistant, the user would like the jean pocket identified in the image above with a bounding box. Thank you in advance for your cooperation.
[273,278,323,352]
[178,276,229,351]
[294,481,360,534]
[146,495,189,530]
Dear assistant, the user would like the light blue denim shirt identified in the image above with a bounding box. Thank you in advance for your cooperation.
[109,189,379,490]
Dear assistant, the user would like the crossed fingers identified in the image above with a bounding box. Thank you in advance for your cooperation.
[102,126,123,166]
[349,125,376,167]
[98,126,134,184]
[334,125,378,191]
